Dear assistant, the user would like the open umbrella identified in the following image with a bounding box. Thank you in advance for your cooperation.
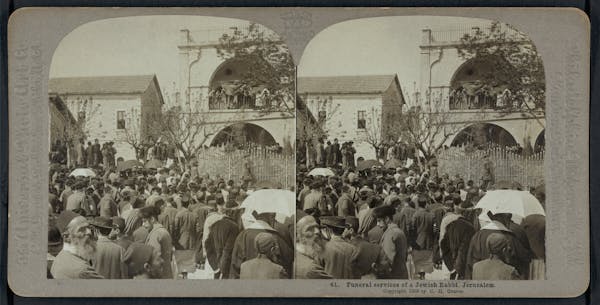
[240,189,295,224]
[475,190,545,224]
[357,159,382,171]
[384,158,403,169]
[144,159,164,169]
[69,168,96,177]
[117,160,143,172]
[308,167,335,177]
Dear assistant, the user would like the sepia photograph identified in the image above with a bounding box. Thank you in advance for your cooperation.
[296,16,546,281]
[47,15,295,280]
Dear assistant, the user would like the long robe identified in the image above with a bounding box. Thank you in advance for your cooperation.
[440,217,475,279]
[315,235,358,279]
[93,236,128,279]
[379,223,408,279]
[205,216,240,279]
[145,223,173,279]
[172,208,198,250]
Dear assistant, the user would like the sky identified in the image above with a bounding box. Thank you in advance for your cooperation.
[50,15,493,98]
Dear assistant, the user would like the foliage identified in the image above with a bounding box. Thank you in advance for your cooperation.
[456,21,545,113]
[216,23,295,115]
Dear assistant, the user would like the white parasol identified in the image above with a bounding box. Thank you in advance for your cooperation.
[69,168,96,177]
[475,190,545,224]
[307,167,335,177]
[240,189,295,225]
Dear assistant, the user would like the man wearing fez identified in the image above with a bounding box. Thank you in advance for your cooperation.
[140,205,174,279]
[123,242,164,279]
[50,210,103,279]
[472,233,521,280]
[373,205,409,279]
[294,216,332,279]
[230,211,293,279]
[343,216,389,279]
[91,216,128,279]
[240,233,288,279]
[314,216,358,279]
[205,199,240,279]
[465,211,531,280]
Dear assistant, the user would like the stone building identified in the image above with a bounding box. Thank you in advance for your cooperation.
[418,24,545,152]
[298,74,405,160]
[48,74,164,160]
[176,26,295,151]
[49,93,82,148]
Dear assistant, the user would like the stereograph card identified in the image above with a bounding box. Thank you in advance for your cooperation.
[7,7,589,298]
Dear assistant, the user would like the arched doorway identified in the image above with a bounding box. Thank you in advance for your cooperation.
[449,56,513,110]
[211,123,277,148]
[451,123,518,148]
[534,129,545,152]
[208,59,260,110]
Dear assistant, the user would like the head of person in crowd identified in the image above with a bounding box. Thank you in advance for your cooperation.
[123,242,164,279]
[255,232,281,264]
[91,216,113,238]
[139,205,161,232]
[310,180,322,192]
[252,211,278,228]
[109,216,127,240]
[373,205,396,231]
[342,216,359,240]
[56,210,97,261]
[296,215,323,255]
[319,216,346,240]
[486,233,513,264]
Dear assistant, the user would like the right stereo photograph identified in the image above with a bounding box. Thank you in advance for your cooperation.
[295,15,546,281]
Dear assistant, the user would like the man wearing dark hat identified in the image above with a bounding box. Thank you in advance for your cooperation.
[465,211,531,280]
[172,194,199,250]
[472,233,520,280]
[140,205,173,279]
[411,195,435,279]
[109,216,132,250]
[374,205,409,279]
[122,242,164,279]
[205,199,240,279]
[440,200,476,280]
[50,211,103,279]
[47,225,63,278]
[342,216,388,279]
[239,233,287,279]
[230,211,294,279]
[314,216,358,279]
[91,216,128,279]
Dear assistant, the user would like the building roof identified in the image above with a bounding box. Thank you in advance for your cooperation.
[49,75,157,96]
[297,74,399,95]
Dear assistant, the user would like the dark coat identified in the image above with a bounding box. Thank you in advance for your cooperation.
[173,208,199,250]
[295,249,332,279]
[93,236,128,279]
[379,223,408,279]
[145,223,173,279]
[205,216,240,279]
[337,193,356,217]
[230,226,293,279]
[440,217,476,279]
[349,236,385,278]
[98,194,118,218]
[315,236,358,279]
[412,207,435,250]
[158,205,178,237]
[472,258,520,280]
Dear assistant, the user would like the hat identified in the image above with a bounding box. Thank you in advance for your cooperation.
[344,216,359,231]
[254,232,277,254]
[55,210,85,234]
[123,242,154,276]
[320,216,346,229]
[112,216,126,231]
[372,205,396,219]
[486,233,510,255]
[91,216,113,230]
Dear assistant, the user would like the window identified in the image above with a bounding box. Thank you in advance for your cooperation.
[116,111,126,129]
[357,110,366,129]
[318,110,327,125]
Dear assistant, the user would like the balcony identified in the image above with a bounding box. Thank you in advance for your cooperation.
[423,23,526,46]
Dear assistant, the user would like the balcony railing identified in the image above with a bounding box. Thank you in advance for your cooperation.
[449,87,519,110]
[427,23,525,44]
[181,24,276,45]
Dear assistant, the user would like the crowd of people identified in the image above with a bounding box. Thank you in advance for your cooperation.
[295,158,546,281]
[47,163,294,280]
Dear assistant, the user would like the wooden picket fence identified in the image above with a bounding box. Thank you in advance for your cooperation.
[436,146,545,188]
[196,147,294,189]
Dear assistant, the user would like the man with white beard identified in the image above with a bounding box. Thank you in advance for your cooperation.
[51,210,103,279]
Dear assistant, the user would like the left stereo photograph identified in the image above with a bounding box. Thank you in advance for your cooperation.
[46,15,296,280]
